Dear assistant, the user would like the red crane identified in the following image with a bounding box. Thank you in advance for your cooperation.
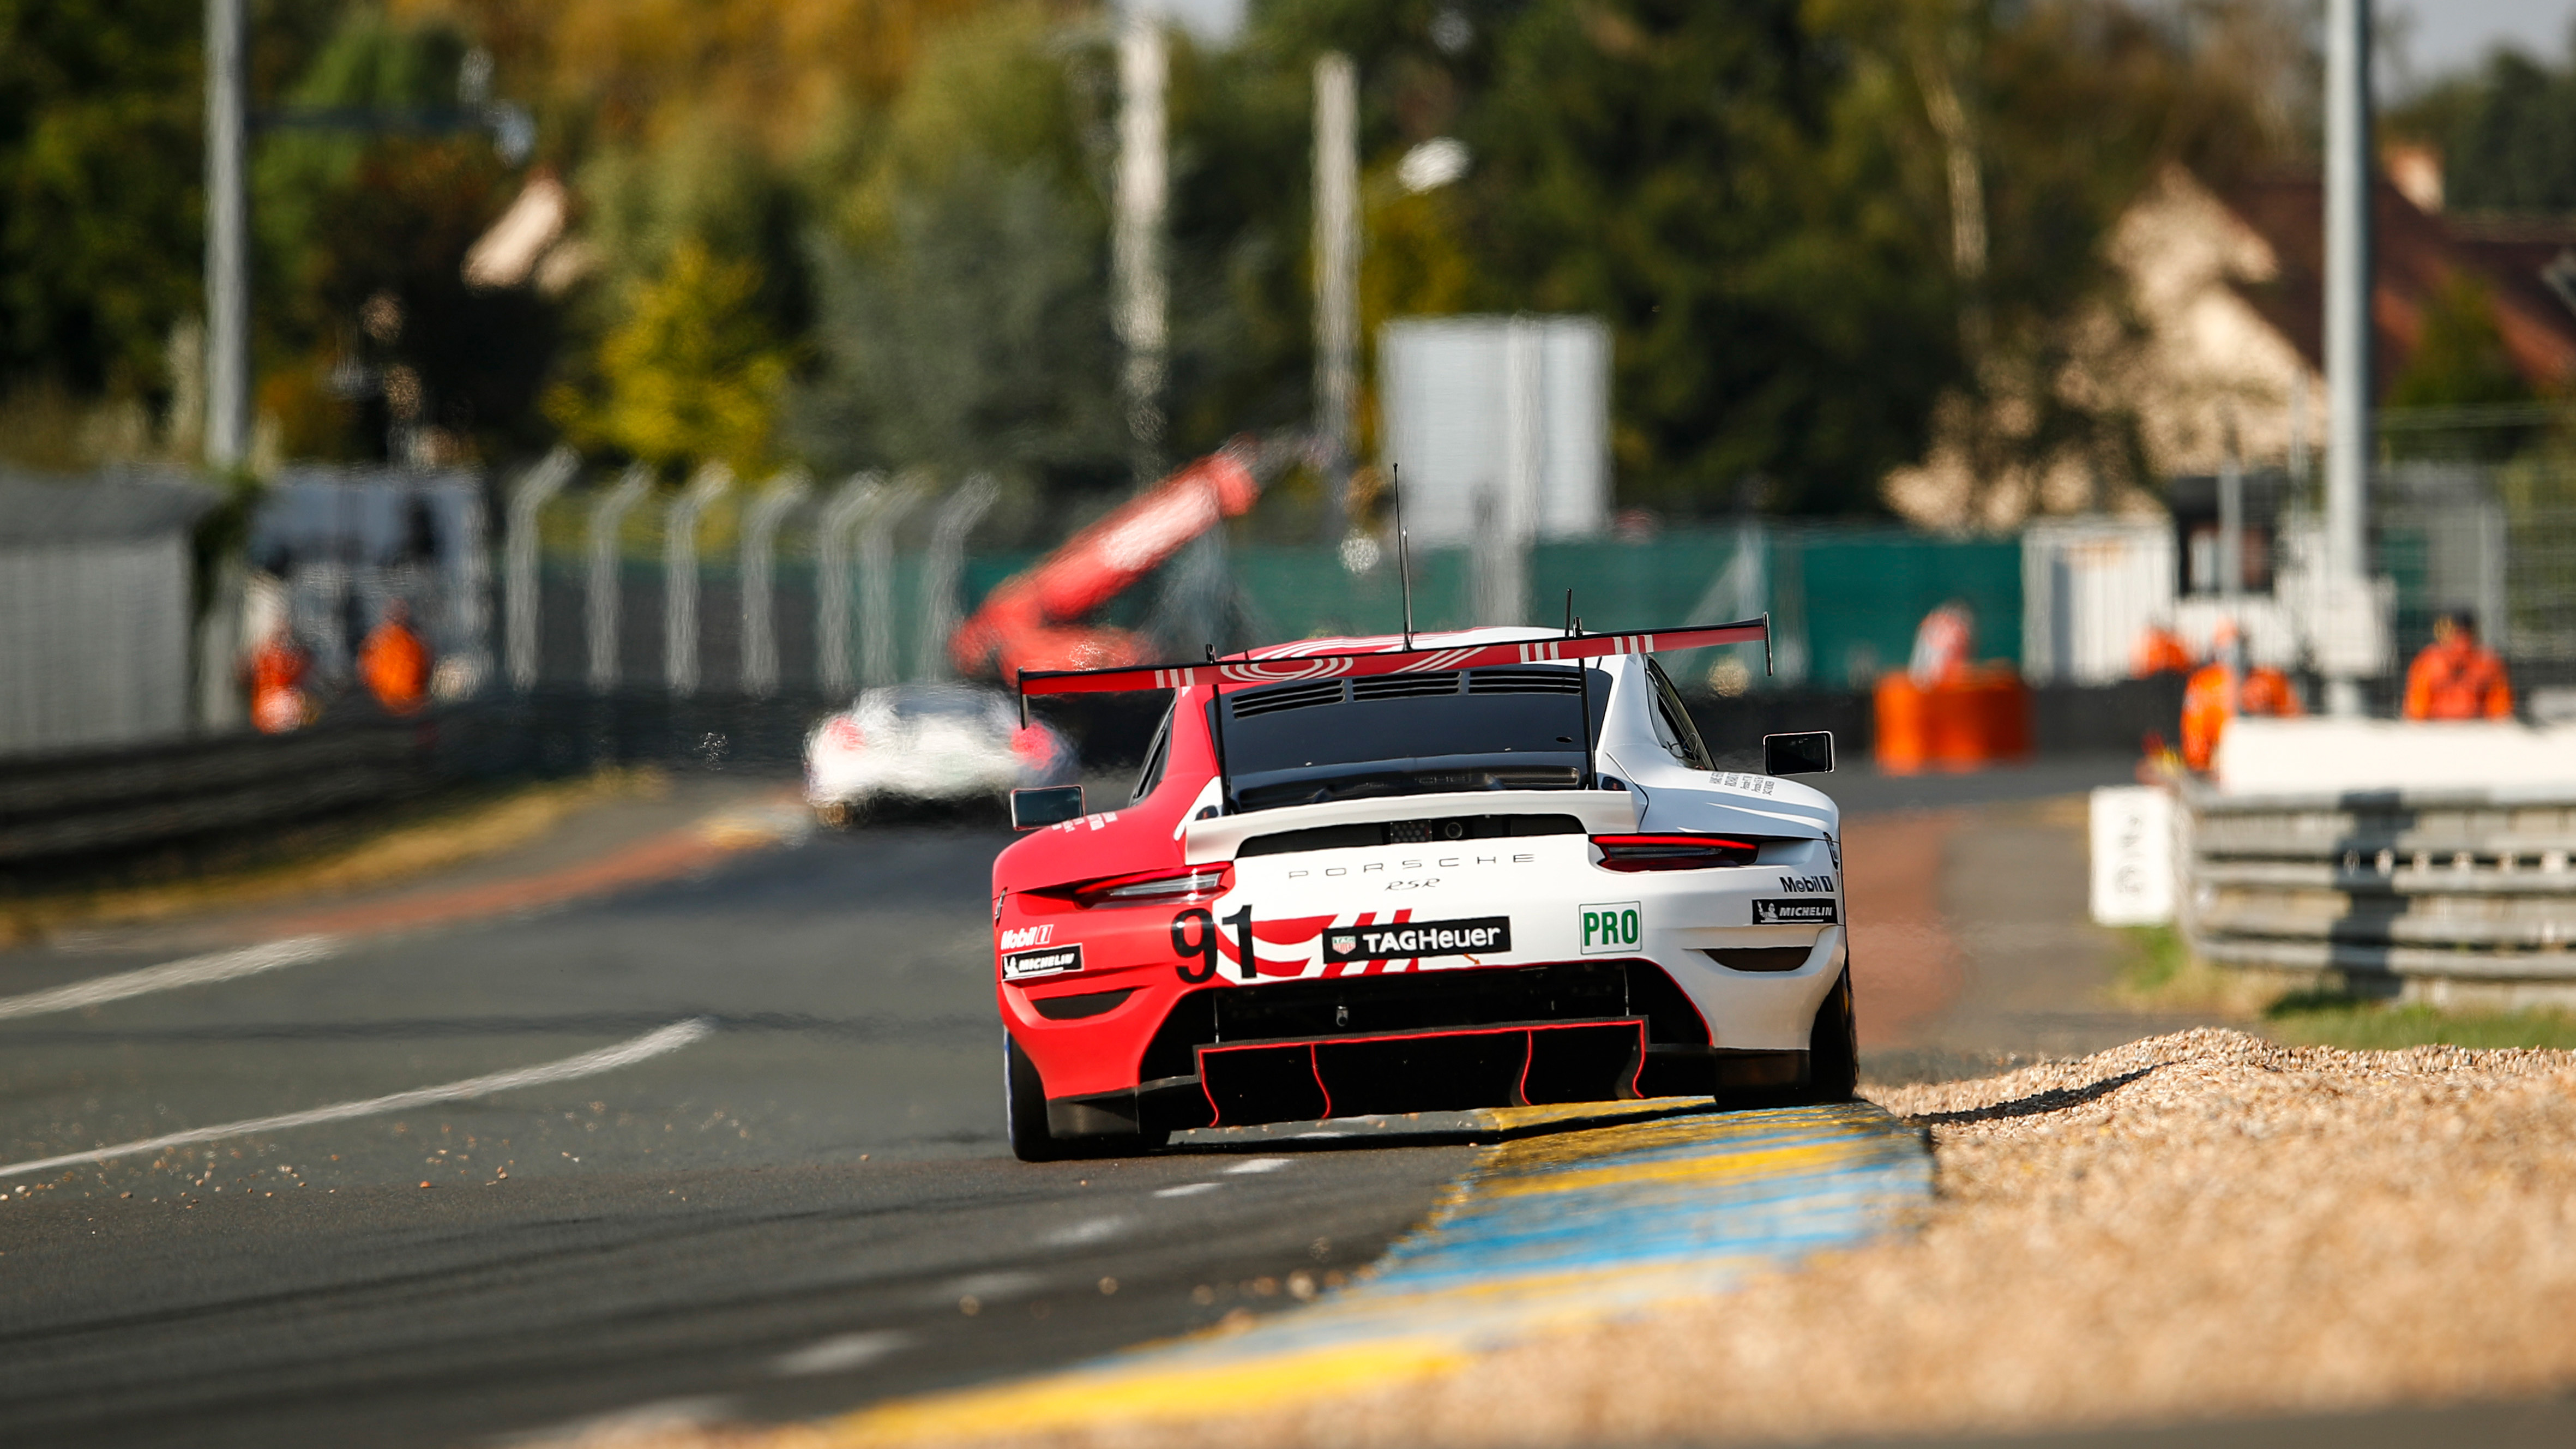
[948,438,1268,683]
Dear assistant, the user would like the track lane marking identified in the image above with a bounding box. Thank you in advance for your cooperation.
[1151,1182,1220,1198]
[772,1331,912,1378]
[1223,1157,1291,1174]
[0,936,341,1021]
[1039,1216,1131,1247]
[0,1018,713,1180]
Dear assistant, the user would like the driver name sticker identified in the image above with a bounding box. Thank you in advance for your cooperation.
[1323,917,1510,964]
[1002,943,1084,979]
[1752,898,1839,925]
[1579,902,1642,954]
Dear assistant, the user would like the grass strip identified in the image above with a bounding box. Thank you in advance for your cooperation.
[2263,994,2576,1051]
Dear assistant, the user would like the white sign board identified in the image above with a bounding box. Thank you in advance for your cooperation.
[1378,315,1610,545]
[2089,785,2174,926]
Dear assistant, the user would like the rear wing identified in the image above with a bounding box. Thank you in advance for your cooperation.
[1015,616,1771,703]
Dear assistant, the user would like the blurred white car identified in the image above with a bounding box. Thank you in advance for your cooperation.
[805,683,1079,824]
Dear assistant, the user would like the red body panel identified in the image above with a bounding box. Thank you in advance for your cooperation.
[991,690,1213,1099]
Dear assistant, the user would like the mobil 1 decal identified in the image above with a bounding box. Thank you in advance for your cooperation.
[1579,901,1642,955]
[1322,916,1511,965]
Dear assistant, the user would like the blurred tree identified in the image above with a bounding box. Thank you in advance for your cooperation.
[2397,45,2576,214]
[547,238,791,475]
[2391,274,2530,410]
[789,7,1124,491]
[396,0,994,414]
[0,0,357,464]
[1809,0,2296,520]
[2385,272,2533,461]
[0,0,204,400]
[1473,0,1934,514]
[256,5,554,463]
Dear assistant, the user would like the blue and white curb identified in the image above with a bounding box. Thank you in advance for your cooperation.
[825,1101,1931,1443]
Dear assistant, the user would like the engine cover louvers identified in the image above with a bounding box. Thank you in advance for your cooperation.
[1229,663,1584,718]
[1465,667,1586,695]
[1229,680,1348,717]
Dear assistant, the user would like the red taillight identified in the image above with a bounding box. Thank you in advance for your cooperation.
[1011,725,1052,763]
[1052,863,1233,907]
[1590,834,1761,871]
[820,718,866,753]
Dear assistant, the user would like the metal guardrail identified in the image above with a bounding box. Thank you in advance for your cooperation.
[0,687,1178,881]
[0,716,441,866]
[2181,783,2576,993]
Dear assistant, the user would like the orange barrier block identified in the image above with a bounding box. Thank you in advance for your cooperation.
[1874,667,2033,774]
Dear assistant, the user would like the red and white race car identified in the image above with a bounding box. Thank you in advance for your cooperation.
[989,620,1852,1161]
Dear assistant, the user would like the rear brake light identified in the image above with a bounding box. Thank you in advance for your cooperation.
[1591,834,1760,871]
[818,718,866,753]
[1056,863,1232,907]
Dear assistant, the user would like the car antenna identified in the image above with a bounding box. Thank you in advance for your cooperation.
[1564,588,1575,636]
[1393,461,1416,650]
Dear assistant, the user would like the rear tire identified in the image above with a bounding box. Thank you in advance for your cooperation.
[1802,966,1859,1103]
[1005,1034,1073,1162]
[1004,1035,1165,1162]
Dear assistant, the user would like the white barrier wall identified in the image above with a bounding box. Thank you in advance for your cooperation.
[2217,717,2576,795]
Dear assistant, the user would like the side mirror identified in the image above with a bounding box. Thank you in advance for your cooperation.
[1010,784,1086,830]
[1764,731,1835,776]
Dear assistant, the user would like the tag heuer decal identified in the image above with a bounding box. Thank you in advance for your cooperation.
[1321,917,1510,963]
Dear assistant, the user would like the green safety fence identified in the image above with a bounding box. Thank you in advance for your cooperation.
[538,525,2026,689]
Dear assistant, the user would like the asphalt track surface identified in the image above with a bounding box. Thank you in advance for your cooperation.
[0,820,1479,1448]
[9,755,2559,1449]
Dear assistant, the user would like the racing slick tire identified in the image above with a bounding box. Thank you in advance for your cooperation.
[1800,966,1859,1104]
[1004,1035,1165,1162]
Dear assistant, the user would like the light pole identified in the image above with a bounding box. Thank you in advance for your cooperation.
[204,0,250,471]
[1313,52,1358,534]
[2322,0,2373,716]
[1114,9,1169,486]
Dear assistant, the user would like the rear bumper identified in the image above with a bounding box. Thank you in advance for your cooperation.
[1032,958,1808,1138]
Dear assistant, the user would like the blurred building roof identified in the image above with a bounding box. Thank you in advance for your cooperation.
[2216,170,2576,394]
[0,470,216,546]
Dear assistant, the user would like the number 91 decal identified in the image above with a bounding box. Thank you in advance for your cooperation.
[1171,904,1257,983]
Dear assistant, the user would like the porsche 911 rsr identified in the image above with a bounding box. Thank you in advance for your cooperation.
[806,683,1079,825]
[989,621,1852,1162]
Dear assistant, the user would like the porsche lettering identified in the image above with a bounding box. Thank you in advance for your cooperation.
[1284,852,1537,880]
